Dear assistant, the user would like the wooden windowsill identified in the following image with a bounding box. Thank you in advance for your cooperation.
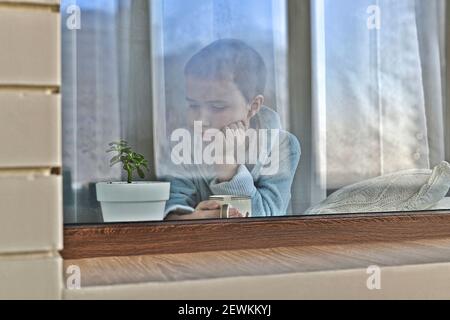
[64,237,450,288]
[63,211,450,260]
[63,206,450,298]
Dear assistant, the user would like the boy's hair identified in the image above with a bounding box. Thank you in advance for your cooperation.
[184,39,267,103]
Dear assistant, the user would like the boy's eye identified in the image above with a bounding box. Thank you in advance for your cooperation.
[211,105,227,111]
[189,104,201,109]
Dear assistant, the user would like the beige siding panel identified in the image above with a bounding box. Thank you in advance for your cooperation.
[0,93,61,168]
[0,174,62,254]
[0,8,60,85]
[0,1,59,5]
[0,253,62,300]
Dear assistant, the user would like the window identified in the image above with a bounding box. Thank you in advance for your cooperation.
[62,0,450,226]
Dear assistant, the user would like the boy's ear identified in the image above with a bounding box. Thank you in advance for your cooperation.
[247,95,265,119]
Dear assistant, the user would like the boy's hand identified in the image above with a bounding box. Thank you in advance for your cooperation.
[165,201,244,221]
[194,201,244,219]
[193,200,221,219]
[223,120,249,150]
[216,120,249,182]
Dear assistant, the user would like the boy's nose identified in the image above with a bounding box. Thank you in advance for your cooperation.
[198,107,211,126]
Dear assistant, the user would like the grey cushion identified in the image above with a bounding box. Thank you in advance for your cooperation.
[305,161,450,215]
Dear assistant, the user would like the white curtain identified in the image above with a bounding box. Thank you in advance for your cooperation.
[62,0,154,223]
[308,0,447,195]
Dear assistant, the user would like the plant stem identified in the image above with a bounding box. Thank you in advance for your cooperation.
[127,169,132,184]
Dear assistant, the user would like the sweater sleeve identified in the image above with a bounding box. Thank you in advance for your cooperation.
[209,133,301,217]
[161,165,199,216]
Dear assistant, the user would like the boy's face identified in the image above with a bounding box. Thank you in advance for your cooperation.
[185,76,255,132]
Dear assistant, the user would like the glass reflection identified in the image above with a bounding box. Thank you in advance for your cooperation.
[62,0,450,224]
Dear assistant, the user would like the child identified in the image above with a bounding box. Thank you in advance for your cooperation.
[163,39,301,219]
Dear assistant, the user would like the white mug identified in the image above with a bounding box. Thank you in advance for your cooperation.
[209,195,252,219]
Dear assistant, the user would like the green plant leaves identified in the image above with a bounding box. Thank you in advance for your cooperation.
[106,140,151,183]
[137,167,145,179]
[109,155,121,165]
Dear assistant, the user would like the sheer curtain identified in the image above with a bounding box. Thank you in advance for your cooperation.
[306,0,447,197]
[62,0,154,223]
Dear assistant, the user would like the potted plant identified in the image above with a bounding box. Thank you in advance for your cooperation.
[96,140,170,222]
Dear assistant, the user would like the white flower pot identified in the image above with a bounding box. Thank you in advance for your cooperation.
[96,182,170,223]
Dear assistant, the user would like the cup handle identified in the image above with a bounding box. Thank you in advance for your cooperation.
[220,204,230,219]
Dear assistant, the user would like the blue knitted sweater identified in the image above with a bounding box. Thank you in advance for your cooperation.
[163,106,301,217]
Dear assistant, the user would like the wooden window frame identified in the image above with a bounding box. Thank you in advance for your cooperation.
[62,0,450,260]
[63,211,450,259]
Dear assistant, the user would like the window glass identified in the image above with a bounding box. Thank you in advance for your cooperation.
[62,0,449,225]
